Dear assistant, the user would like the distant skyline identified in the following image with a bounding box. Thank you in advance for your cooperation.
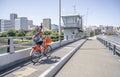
[0,0,120,26]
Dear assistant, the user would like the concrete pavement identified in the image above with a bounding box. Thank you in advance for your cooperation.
[1,39,86,77]
[55,38,120,77]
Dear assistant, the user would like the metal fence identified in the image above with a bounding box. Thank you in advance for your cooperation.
[0,35,80,54]
[97,36,120,56]
[0,37,33,54]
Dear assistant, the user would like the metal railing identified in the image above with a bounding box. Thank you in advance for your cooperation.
[0,35,83,54]
[97,36,120,56]
[0,37,33,54]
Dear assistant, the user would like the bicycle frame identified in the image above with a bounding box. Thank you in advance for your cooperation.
[30,37,52,64]
[31,37,52,52]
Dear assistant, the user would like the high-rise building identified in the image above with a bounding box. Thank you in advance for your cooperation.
[0,13,34,32]
[43,18,51,30]
[15,17,28,30]
[10,13,17,20]
[1,19,12,32]
[51,24,59,32]
[28,20,34,30]
[0,19,1,32]
[10,13,18,29]
[28,20,33,26]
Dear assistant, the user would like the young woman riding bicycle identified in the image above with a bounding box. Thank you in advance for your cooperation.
[30,26,52,64]
[31,26,51,56]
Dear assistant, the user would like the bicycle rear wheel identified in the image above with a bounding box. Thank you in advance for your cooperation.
[30,50,41,64]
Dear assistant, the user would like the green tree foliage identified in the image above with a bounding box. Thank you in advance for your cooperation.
[95,32,99,35]
[117,27,120,30]
[16,30,25,36]
[26,30,35,36]
[44,30,52,35]
[90,31,94,37]
[7,29,16,36]
[26,32,33,36]
[50,32,59,42]
[61,32,64,35]
[0,32,7,37]
[31,30,35,35]
[52,32,58,36]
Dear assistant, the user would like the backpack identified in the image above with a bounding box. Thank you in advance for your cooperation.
[32,35,40,43]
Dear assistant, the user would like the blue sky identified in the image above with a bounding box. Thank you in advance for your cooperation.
[0,0,120,26]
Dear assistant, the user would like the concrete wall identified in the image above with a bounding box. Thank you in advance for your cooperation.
[0,37,83,71]
[64,28,78,40]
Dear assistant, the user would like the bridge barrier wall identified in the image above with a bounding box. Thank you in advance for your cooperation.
[97,36,120,56]
[0,37,83,71]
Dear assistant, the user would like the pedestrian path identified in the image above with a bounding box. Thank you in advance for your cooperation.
[55,38,120,77]
[1,39,86,77]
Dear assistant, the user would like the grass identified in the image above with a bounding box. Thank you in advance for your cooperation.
[13,38,33,43]
[0,47,7,54]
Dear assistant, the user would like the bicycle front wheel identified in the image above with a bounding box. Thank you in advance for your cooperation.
[30,50,41,64]
[45,45,52,57]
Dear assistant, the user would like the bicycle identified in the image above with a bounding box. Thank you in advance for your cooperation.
[30,37,52,64]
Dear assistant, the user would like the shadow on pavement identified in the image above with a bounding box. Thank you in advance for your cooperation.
[34,56,61,66]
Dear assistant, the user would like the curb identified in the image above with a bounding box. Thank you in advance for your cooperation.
[39,39,87,77]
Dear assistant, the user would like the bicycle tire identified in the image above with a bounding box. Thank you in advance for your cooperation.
[30,50,41,64]
[45,45,52,57]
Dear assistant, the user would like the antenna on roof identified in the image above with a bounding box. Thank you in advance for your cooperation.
[73,5,76,14]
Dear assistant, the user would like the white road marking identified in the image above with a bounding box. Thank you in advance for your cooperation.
[118,60,120,62]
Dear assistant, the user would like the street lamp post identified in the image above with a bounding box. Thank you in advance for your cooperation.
[59,0,61,46]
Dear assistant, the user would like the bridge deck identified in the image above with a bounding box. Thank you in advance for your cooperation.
[55,38,120,77]
[1,39,85,77]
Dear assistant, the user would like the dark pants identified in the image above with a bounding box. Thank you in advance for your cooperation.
[36,41,43,45]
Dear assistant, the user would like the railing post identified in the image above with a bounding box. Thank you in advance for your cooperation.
[66,35,68,40]
[7,37,14,54]
[113,45,116,55]
[106,41,107,47]
[7,39,10,53]
[102,39,104,44]
[104,40,106,45]
[109,43,111,50]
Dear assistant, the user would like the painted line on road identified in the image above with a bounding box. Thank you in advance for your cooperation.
[118,60,120,62]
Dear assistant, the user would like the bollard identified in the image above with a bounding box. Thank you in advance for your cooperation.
[113,45,116,55]
[7,37,14,54]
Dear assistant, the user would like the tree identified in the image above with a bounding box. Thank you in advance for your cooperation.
[90,31,94,37]
[16,30,25,36]
[50,32,59,42]
[31,30,35,35]
[26,32,33,36]
[7,29,16,36]
[0,32,7,37]
[95,32,99,35]
[44,30,52,35]
[61,32,64,35]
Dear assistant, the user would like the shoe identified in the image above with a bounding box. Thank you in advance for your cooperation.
[44,53,47,56]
